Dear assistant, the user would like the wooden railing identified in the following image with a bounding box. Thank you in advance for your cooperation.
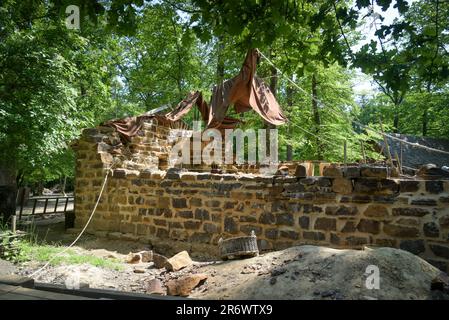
[17,195,74,220]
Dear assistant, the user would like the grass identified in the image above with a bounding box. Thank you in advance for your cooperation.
[1,215,123,271]
[16,241,124,271]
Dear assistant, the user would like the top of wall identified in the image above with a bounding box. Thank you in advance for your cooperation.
[72,118,449,181]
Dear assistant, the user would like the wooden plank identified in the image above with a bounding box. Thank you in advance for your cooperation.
[31,198,37,215]
[43,198,49,215]
[63,197,69,213]
[0,275,34,288]
[34,282,185,300]
[0,283,93,300]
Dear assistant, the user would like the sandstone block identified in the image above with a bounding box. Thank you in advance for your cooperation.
[166,274,207,296]
[165,250,193,271]
[314,218,337,231]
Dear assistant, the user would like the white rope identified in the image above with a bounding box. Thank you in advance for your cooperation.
[291,123,342,149]
[28,167,113,279]
[258,50,449,157]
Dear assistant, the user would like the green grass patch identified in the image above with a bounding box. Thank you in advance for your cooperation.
[15,241,124,271]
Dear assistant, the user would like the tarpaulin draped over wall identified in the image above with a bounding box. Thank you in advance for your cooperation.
[104,48,287,141]
[166,48,287,129]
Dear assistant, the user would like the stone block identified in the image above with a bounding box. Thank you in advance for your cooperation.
[392,207,430,217]
[399,240,425,255]
[400,180,420,193]
[203,223,220,234]
[156,228,169,238]
[314,218,337,231]
[330,233,340,245]
[259,212,275,224]
[224,217,238,234]
[177,210,193,219]
[325,205,358,216]
[345,236,369,246]
[303,231,325,241]
[194,208,210,220]
[189,198,202,207]
[360,166,388,178]
[332,178,353,194]
[240,225,262,236]
[184,220,201,230]
[265,228,279,239]
[383,224,419,238]
[363,205,389,218]
[354,178,399,195]
[275,213,294,226]
[423,222,440,238]
[190,232,212,243]
[295,165,307,177]
[410,199,437,206]
[322,165,343,177]
[341,221,356,233]
[344,166,360,178]
[426,181,444,194]
[299,216,310,229]
[172,198,187,208]
[439,215,449,229]
[356,219,380,234]
[280,230,300,240]
[429,244,449,259]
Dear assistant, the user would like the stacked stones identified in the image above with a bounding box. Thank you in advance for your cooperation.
[72,120,449,273]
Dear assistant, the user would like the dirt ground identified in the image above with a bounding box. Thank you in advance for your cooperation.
[7,220,449,300]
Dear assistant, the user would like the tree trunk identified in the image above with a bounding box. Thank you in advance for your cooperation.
[422,82,432,136]
[216,36,225,86]
[311,73,322,160]
[286,83,294,161]
[393,111,399,133]
[422,108,428,136]
[0,167,17,223]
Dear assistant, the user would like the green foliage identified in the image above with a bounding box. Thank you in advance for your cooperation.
[0,2,126,185]
[1,0,449,185]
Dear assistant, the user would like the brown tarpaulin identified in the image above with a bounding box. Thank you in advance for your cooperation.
[165,91,241,129]
[104,48,287,141]
[166,48,287,129]
[102,114,173,143]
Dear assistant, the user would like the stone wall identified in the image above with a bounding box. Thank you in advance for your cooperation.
[72,119,449,272]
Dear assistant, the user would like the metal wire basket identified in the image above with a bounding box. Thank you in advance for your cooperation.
[218,231,259,260]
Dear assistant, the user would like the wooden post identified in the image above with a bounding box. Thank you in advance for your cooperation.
[379,119,394,169]
[54,198,59,213]
[400,141,403,170]
[63,197,69,213]
[43,198,48,215]
[344,140,348,174]
[395,151,402,174]
[11,215,16,234]
[31,198,37,215]
[361,141,366,163]
[19,188,25,220]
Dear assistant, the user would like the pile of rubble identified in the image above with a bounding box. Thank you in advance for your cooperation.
[125,250,208,296]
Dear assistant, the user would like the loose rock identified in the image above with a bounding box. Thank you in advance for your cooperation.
[166,274,208,296]
[153,253,169,269]
[165,251,193,271]
[146,278,166,295]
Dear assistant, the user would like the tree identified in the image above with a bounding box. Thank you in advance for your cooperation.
[0,1,124,220]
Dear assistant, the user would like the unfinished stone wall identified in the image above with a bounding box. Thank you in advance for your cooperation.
[72,119,449,272]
